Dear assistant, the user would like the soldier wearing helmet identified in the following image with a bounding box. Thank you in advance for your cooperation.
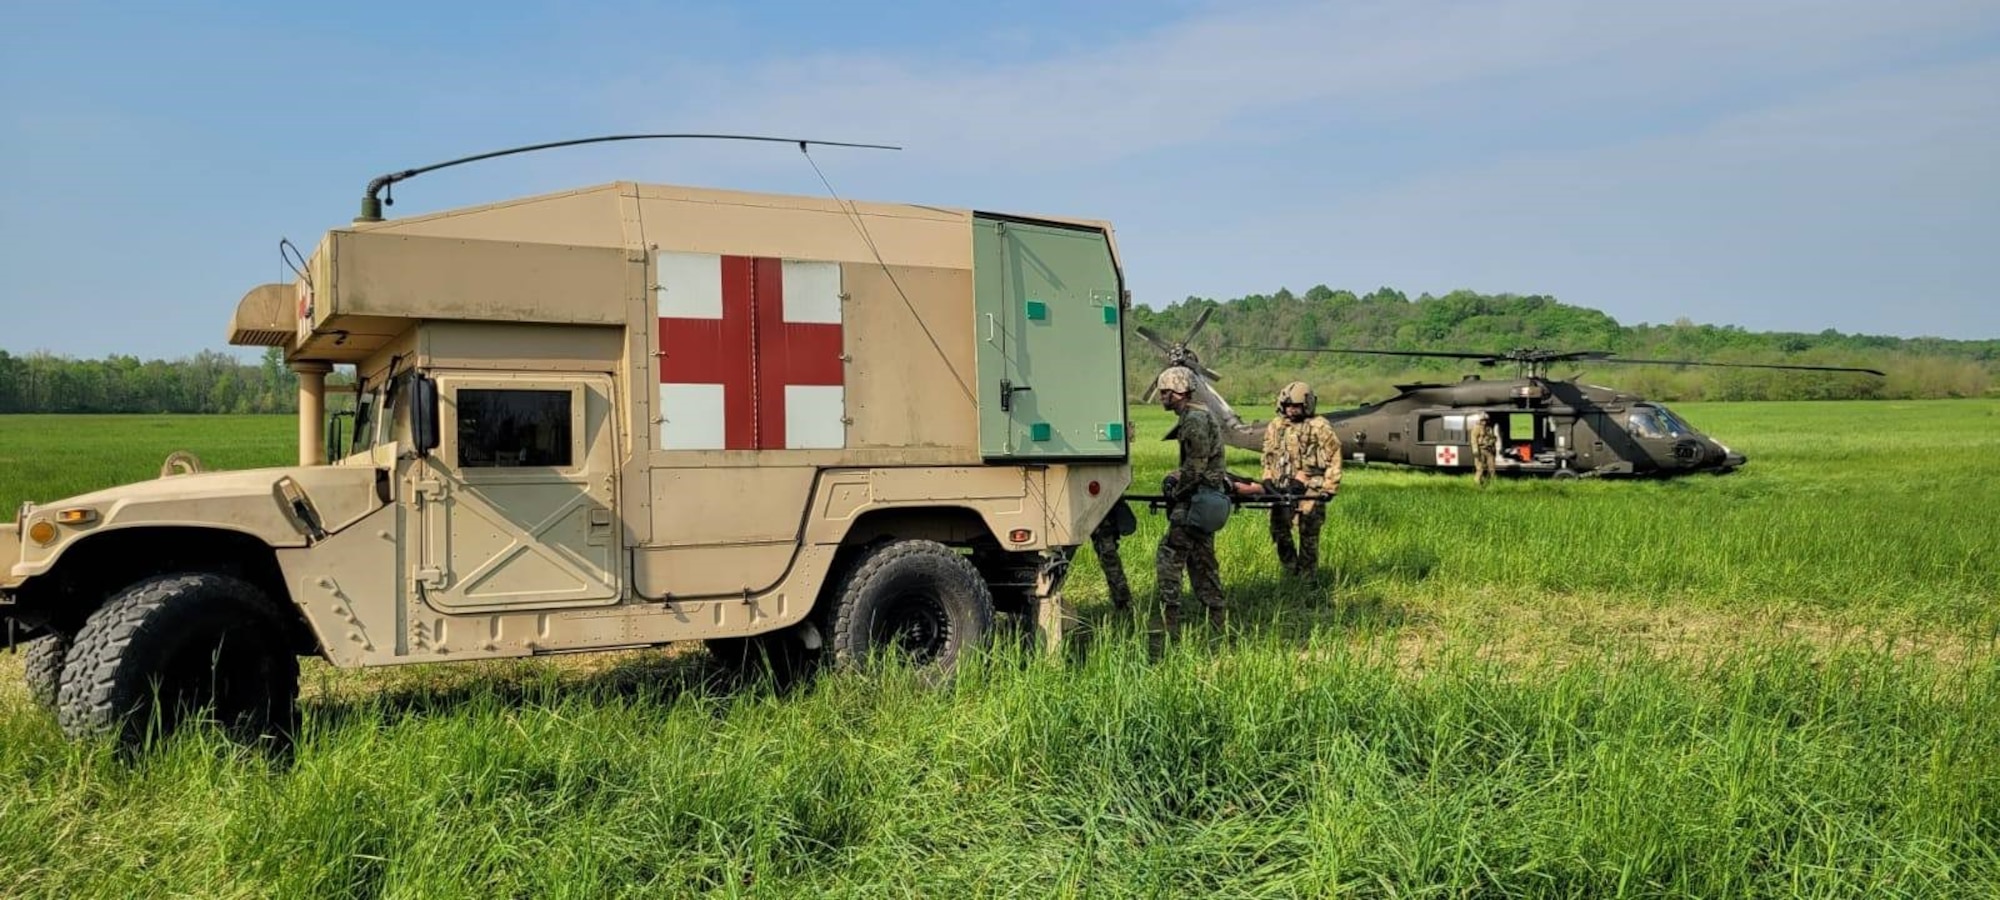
[1260,380,1343,579]
[1090,416,1138,611]
[1468,411,1498,486]
[1153,366,1230,632]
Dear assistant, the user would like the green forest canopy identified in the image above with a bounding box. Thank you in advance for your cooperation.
[0,289,1992,413]
[1126,287,1996,405]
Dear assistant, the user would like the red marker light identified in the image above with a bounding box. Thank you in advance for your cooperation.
[1087,480,1101,496]
[1009,529,1033,544]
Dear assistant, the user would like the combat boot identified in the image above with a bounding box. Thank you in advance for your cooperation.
[1147,606,1181,656]
[1207,605,1227,632]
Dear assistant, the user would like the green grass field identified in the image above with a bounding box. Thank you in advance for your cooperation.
[1,401,1997,897]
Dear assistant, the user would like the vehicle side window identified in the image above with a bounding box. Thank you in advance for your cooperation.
[1627,410,1665,439]
[457,389,573,468]
[350,386,379,455]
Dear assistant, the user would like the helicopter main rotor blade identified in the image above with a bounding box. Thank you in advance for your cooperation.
[1197,364,1224,382]
[1133,325,1177,354]
[1237,345,1504,361]
[1182,306,1215,343]
[1602,357,1887,377]
[1532,350,1615,362]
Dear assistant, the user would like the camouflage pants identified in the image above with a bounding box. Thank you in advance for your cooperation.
[1156,513,1223,612]
[1268,502,1327,577]
[1091,523,1132,609]
[1474,446,1496,486]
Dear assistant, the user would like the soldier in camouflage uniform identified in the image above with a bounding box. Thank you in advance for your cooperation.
[1261,381,1342,578]
[1469,412,1498,487]
[1091,417,1138,610]
[1153,366,1230,631]
[1090,503,1133,610]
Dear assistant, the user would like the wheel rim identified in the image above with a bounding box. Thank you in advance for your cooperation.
[874,590,952,664]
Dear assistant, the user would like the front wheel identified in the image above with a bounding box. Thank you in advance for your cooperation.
[828,540,995,678]
[23,633,70,711]
[57,573,299,750]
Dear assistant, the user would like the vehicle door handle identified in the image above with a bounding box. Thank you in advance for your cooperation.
[1000,379,1032,412]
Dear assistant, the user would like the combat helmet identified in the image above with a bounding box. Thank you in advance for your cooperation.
[1276,380,1317,416]
[1155,366,1197,396]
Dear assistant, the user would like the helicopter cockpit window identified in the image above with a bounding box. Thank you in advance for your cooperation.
[1627,406,1683,440]
[1656,405,1696,436]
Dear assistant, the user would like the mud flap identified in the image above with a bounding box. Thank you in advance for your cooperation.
[1031,549,1075,654]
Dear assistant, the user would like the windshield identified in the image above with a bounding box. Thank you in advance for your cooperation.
[1627,405,1691,440]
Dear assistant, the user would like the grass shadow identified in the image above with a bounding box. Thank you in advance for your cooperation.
[298,645,789,739]
[1054,566,1421,665]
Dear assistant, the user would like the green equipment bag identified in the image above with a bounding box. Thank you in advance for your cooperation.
[1187,487,1232,534]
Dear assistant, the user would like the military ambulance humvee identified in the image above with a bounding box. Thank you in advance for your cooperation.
[2,180,1131,746]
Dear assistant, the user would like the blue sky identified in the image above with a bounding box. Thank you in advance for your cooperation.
[4,0,1998,360]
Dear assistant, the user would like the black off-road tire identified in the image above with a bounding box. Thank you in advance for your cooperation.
[23,633,71,711]
[828,540,995,677]
[56,573,300,750]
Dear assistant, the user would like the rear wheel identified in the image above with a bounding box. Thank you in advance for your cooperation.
[57,573,299,750]
[23,633,70,711]
[828,540,995,677]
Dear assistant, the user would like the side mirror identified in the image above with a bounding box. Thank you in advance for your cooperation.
[410,374,440,458]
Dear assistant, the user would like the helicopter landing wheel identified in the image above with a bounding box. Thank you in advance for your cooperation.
[1551,469,1579,481]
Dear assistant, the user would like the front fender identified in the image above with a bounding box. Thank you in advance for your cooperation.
[9,466,384,584]
[0,522,21,591]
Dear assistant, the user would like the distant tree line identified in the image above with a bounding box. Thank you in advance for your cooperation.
[3,289,1994,413]
[0,347,304,414]
[1128,287,1998,405]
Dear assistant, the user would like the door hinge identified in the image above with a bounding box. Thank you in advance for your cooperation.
[412,479,445,506]
[414,567,446,589]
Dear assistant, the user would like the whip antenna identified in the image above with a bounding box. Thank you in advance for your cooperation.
[355,133,902,222]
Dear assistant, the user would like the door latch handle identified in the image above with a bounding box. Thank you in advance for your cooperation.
[1000,379,1032,412]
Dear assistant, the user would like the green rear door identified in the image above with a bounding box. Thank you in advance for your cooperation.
[972,215,1127,460]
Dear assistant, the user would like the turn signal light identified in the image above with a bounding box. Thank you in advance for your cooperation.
[1008,528,1033,544]
[26,520,57,545]
[56,508,98,525]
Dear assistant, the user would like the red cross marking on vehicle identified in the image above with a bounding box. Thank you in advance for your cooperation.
[657,253,847,451]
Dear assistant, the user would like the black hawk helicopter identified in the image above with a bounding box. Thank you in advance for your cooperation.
[1134,312,1885,478]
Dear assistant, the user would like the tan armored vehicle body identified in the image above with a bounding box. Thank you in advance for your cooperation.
[3,180,1132,746]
